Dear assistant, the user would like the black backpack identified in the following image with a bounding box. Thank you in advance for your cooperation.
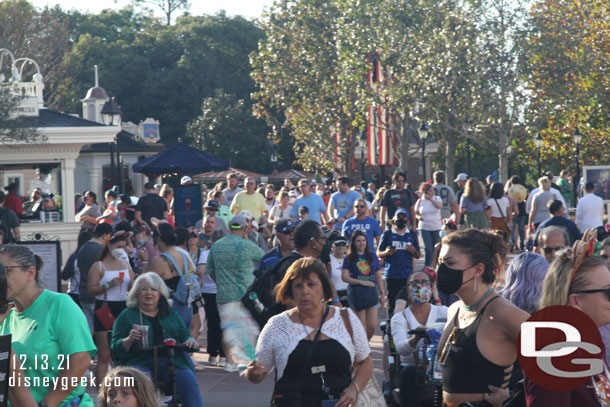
[242,252,303,328]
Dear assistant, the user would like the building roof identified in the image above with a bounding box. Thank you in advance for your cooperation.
[81,131,163,153]
[193,167,264,182]
[267,169,315,181]
[22,108,106,127]
[84,86,109,100]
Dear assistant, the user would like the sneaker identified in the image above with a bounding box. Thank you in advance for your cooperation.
[217,357,226,367]
[224,362,239,373]
[208,356,218,366]
[194,362,206,371]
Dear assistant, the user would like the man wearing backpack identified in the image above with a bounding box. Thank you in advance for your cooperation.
[242,219,340,328]
[0,191,20,243]
[206,214,265,372]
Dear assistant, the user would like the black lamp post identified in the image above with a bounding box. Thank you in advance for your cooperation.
[573,127,582,204]
[535,133,543,178]
[418,122,430,182]
[463,120,472,175]
[101,97,123,193]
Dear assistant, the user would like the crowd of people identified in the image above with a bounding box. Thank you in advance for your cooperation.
[0,167,608,407]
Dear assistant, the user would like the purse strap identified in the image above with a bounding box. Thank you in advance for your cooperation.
[493,198,506,218]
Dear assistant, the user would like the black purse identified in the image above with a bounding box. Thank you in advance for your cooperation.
[271,306,330,407]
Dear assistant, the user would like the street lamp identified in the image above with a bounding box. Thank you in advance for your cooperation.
[102,97,123,192]
[418,122,430,182]
[535,133,543,178]
[573,127,582,203]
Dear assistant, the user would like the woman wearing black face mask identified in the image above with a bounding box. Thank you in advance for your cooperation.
[436,228,529,407]
[377,209,421,315]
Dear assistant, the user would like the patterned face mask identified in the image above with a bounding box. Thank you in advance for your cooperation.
[409,283,432,304]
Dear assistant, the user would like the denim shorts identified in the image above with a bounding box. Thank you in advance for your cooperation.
[347,284,379,311]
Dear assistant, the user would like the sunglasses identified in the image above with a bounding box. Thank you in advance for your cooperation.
[354,205,366,208]
[572,287,610,301]
[280,230,294,235]
[206,208,218,212]
[439,327,458,366]
[543,246,566,254]
[408,279,431,286]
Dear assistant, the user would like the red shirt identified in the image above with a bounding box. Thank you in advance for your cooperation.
[4,193,22,215]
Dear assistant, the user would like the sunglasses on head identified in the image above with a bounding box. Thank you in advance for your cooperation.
[572,287,610,301]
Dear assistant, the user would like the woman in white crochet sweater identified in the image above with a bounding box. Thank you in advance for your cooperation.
[246,257,372,407]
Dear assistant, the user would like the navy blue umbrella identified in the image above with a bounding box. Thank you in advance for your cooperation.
[132,141,229,174]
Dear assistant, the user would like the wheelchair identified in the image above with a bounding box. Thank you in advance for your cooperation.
[380,320,444,407]
[144,338,200,407]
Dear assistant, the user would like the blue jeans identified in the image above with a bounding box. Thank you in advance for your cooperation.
[420,229,440,267]
[134,358,203,407]
[511,216,526,249]
[172,299,193,329]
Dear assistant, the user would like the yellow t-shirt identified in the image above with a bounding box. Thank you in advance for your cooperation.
[230,191,267,220]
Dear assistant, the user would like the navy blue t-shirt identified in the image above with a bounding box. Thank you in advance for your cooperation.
[377,229,420,279]
[342,253,381,285]
[342,216,382,250]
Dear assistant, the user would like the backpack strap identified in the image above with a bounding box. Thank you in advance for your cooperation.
[340,308,354,341]
[160,252,183,277]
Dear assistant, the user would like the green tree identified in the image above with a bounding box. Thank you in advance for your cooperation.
[185,89,272,172]
[131,0,189,25]
[251,0,364,176]
[0,86,44,144]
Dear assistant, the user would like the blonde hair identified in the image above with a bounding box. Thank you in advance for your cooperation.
[98,366,162,407]
[159,184,173,198]
[539,250,606,308]
[464,178,486,204]
[538,176,550,191]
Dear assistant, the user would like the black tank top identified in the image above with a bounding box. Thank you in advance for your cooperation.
[438,296,511,393]
[272,339,351,406]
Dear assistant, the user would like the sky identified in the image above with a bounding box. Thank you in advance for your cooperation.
[30,0,274,19]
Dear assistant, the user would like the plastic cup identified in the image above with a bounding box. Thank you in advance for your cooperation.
[118,272,125,292]
[136,325,149,348]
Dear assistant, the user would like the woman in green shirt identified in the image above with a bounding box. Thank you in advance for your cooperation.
[110,272,202,407]
[0,244,97,407]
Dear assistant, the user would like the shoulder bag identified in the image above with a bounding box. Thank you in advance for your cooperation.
[340,309,387,407]
[94,262,116,331]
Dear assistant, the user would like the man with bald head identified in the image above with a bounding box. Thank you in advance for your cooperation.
[536,225,569,263]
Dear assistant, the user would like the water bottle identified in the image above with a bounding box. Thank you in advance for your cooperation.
[249,292,265,314]
[426,343,436,377]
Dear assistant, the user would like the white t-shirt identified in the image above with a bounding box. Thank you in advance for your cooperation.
[487,196,510,218]
[414,196,443,231]
[329,254,349,291]
[197,250,217,294]
[256,307,370,379]
[269,205,292,222]
[390,304,448,365]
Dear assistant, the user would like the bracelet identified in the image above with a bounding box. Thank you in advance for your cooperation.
[331,298,340,303]
[353,381,360,393]
[434,298,442,304]
[104,283,110,291]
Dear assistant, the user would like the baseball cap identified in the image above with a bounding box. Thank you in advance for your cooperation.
[276,219,295,233]
[395,208,409,218]
[240,210,253,221]
[252,220,259,229]
[298,205,309,213]
[205,199,220,209]
[333,238,348,246]
[486,174,495,182]
[288,190,298,197]
[230,214,247,229]
[454,173,468,182]
[180,176,192,184]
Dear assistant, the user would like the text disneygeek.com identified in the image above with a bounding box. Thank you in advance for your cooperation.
[8,372,135,390]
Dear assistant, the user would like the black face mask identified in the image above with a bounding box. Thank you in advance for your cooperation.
[395,218,408,229]
[436,263,475,295]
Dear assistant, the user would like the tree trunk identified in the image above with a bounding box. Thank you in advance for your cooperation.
[498,133,508,183]
[398,111,412,173]
[445,135,457,188]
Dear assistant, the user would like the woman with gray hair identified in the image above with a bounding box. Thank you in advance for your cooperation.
[0,244,96,407]
[110,272,202,407]
[499,251,550,314]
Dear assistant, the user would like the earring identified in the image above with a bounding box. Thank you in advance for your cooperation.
[474,277,478,293]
